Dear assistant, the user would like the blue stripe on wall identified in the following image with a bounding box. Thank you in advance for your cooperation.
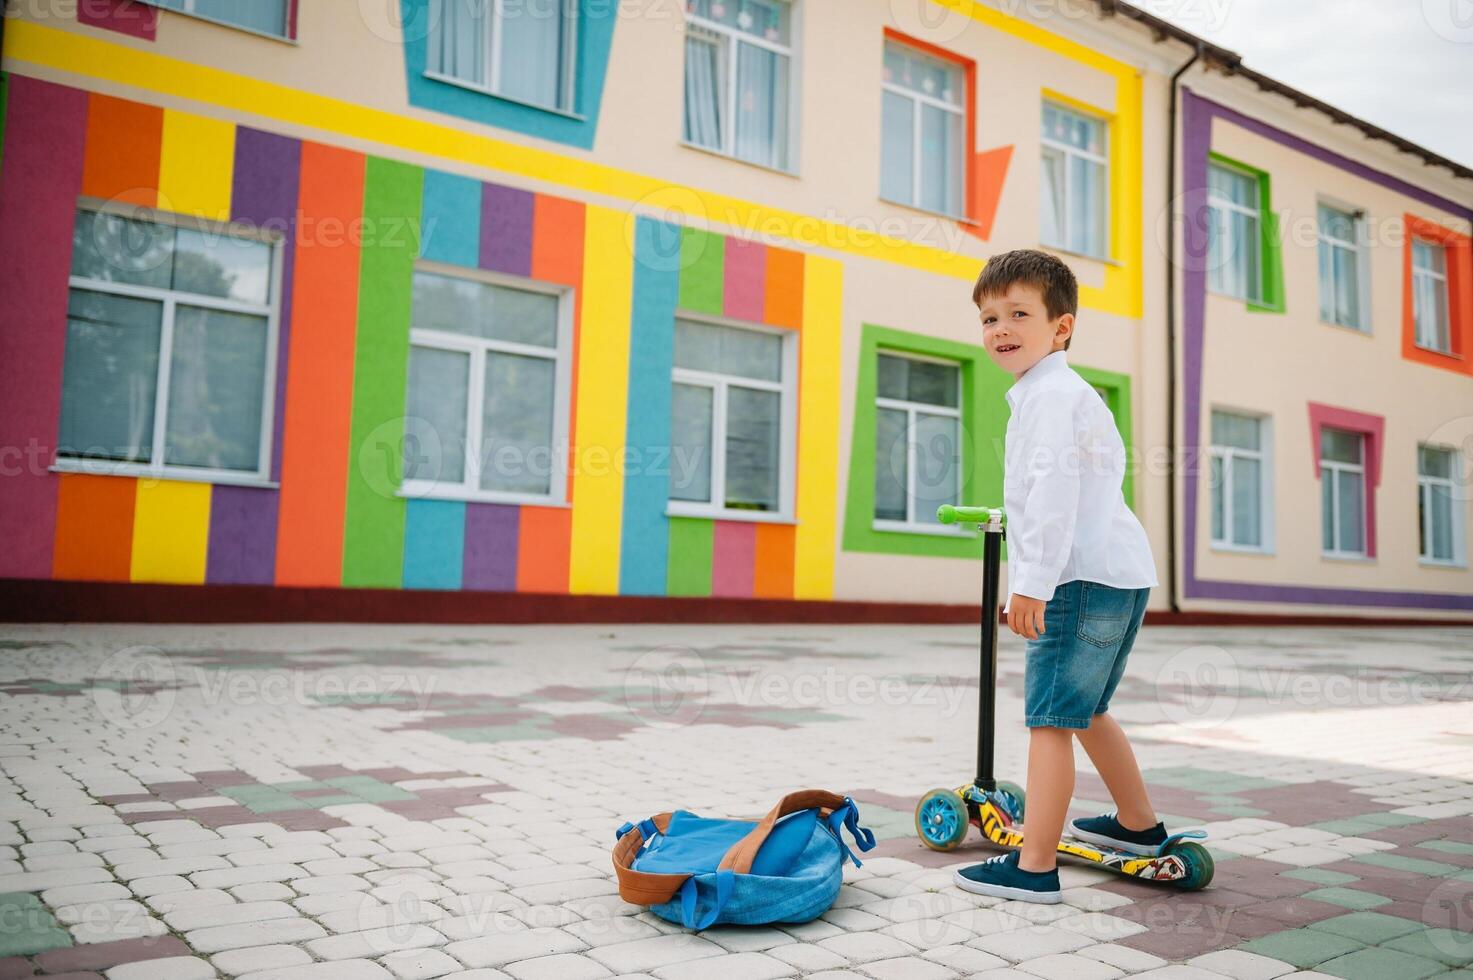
[419,169,482,266]
[619,217,682,595]
[403,498,466,589]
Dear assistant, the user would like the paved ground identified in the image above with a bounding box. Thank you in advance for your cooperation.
[0,622,1470,980]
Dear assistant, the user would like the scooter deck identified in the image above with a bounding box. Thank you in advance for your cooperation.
[973,793,1204,882]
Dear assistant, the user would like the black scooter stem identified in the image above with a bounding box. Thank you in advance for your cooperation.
[975,522,1003,791]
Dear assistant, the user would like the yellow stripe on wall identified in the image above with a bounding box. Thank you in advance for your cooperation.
[158,109,235,221]
[793,255,843,600]
[567,206,633,595]
[130,479,212,584]
[3,18,1143,317]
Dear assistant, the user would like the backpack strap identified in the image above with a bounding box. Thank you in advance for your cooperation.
[717,790,849,874]
[611,812,689,906]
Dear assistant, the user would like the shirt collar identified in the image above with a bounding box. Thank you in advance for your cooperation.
[1005,350,1069,407]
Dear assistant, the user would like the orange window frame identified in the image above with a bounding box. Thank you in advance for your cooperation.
[1402,213,1473,375]
[881,28,978,226]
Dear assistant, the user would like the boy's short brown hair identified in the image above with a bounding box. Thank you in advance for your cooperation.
[971,249,1078,350]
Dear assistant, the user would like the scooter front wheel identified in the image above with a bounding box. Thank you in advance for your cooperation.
[915,788,969,851]
[1166,840,1215,891]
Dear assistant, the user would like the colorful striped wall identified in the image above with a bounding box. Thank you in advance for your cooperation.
[0,78,840,600]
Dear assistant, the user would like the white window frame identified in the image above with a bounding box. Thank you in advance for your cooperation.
[1208,409,1275,554]
[1206,161,1261,302]
[666,313,797,523]
[681,1,798,173]
[872,350,967,537]
[398,262,574,507]
[51,201,283,490]
[880,41,966,220]
[1321,428,1368,560]
[144,0,294,41]
[424,0,580,114]
[1418,444,1467,567]
[1412,237,1452,354]
[1040,101,1110,260]
[1316,200,1370,332]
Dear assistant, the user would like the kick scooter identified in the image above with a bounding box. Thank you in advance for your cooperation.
[913,504,1214,890]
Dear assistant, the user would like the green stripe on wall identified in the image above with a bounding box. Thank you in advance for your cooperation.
[342,156,424,587]
[677,227,724,314]
[666,517,714,596]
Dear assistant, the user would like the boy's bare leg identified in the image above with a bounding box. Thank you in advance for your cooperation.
[1075,711,1159,830]
[1018,727,1072,872]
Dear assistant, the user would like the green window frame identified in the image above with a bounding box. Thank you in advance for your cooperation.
[843,325,1008,559]
[842,325,1138,558]
[1207,151,1285,314]
[1073,364,1136,510]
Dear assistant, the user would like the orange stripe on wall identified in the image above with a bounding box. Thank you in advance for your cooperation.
[764,246,805,330]
[517,505,571,592]
[80,93,161,206]
[531,195,587,503]
[274,142,366,586]
[752,522,796,599]
[52,474,136,582]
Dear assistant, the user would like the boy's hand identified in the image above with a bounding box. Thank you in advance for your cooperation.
[1007,594,1047,640]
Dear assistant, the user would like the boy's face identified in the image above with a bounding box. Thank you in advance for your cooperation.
[978,282,1073,379]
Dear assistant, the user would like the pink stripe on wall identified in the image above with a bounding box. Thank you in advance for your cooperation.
[723,237,767,323]
[76,0,158,40]
[711,521,757,598]
[0,77,89,579]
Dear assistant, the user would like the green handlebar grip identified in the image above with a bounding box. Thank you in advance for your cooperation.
[936,504,1005,525]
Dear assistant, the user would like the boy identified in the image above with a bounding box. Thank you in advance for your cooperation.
[953,250,1163,904]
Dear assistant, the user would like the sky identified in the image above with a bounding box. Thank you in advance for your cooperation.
[1136,0,1473,171]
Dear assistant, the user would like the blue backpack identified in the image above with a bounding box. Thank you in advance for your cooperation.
[613,790,877,929]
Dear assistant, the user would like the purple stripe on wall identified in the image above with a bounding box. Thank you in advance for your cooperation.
[1200,93,1472,221]
[76,0,158,39]
[204,127,303,586]
[480,182,534,277]
[206,486,279,585]
[462,503,520,591]
[231,127,302,485]
[0,77,89,579]
[723,238,766,323]
[1180,89,1472,611]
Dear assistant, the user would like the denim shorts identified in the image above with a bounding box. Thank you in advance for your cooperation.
[1023,579,1151,730]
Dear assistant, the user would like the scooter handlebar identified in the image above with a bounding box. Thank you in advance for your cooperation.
[936,505,1005,526]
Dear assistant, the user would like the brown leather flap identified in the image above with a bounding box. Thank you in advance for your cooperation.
[611,812,689,906]
[718,790,848,875]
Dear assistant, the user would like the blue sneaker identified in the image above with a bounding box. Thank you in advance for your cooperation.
[1068,812,1167,855]
[952,851,1061,904]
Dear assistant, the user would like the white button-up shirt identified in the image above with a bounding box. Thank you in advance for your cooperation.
[1002,350,1157,612]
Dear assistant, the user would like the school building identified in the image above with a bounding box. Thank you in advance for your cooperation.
[0,0,1469,623]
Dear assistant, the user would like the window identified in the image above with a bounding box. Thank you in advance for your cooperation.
[1209,410,1269,550]
[1207,162,1261,301]
[1040,102,1107,258]
[880,41,965,217]
[401,269,571,502]
[1419,445,1464,565]
[1412,238,1451,353]
[1320,427,1367,557]
[427,0,578,112]
[873,353,962,531]
[57,207,278,482]
[1317,203,1366,330]
[669,317,795,518]
[148,0,291,38]
[683,0,793,171]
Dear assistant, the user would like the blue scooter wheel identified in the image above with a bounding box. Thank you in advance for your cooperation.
[994,780,1026,823]
[915,789,969,851]
[1166,840,1215,890]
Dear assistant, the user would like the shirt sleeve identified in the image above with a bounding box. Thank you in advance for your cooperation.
[1009,389,1083,603]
